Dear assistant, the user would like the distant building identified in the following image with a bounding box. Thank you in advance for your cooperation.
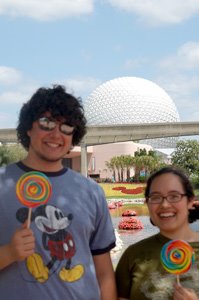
[64,141,153,180]
[70,76,179,178]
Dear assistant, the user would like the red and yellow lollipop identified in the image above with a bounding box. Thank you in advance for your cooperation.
[16,171,52,227]
[160,239,195,283]
[16,171,52,208]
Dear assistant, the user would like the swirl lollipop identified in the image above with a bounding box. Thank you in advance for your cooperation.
[160,239,195,283]
[16,171,52,227]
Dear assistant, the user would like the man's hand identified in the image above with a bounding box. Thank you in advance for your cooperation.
[9,223,35,262]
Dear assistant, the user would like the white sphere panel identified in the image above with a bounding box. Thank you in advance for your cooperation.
[84,77,180,148]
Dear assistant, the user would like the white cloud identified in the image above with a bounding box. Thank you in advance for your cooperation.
[0,66,22,86]
[0,80,39,106]
[0,91,28,104]
[0,0,94,21]
[107,0,199,26]
[155,42,199,122]
[0,74,101,128]
[159,42,199,70]
[156,74,199,121]
[158,74,199,95]
[0,75,99,107]
[53,77,102,100]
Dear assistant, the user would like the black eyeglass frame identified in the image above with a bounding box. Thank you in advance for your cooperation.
[147,192,187,204]
[37,117,75,136]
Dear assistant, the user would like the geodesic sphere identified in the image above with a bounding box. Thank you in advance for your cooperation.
[84,77,180,148]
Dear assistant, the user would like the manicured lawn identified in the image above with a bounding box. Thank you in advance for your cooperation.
[99,182,145,199]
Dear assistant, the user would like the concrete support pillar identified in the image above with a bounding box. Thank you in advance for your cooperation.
[80,143,88,177]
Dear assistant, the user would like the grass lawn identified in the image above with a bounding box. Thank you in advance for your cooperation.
[99,182,145,199]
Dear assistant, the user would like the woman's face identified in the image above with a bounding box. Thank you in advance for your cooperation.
[147,173,193,237]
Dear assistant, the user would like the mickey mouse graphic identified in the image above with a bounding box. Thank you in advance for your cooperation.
[16,205,84,283]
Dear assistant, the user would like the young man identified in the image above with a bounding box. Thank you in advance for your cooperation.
[0,85,117,299]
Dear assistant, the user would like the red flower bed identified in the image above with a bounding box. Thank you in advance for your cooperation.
[108,202,116,209]
[118,217,144,230]
[108,201,123,209]
[112,186,144,195]
[112,187,126,191]
[122,210,137,217]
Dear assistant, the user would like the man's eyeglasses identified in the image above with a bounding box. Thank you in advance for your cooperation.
[147,192,187,204]
[38,117,75,136]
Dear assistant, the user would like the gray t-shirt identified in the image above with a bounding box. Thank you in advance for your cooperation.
[0,162,115,300]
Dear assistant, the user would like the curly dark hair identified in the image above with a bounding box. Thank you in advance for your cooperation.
[17,85,87,150]
[145,166,198,223]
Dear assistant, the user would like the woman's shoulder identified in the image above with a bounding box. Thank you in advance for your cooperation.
[126,233,163,254]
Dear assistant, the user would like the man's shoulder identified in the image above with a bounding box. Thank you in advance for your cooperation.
[68,168,98,185]
[67,169,104,193]
[0,162,17,175]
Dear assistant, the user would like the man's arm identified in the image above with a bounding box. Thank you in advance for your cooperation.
[0,226,35,271]
[93,252,117,300]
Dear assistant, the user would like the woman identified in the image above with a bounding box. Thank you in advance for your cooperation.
[116,166,199,300]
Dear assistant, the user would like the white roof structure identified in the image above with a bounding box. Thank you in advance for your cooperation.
[84,77,180,148]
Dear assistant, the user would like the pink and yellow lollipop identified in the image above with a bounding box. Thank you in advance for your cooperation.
[16,171,52,208]
[160,239,195,277]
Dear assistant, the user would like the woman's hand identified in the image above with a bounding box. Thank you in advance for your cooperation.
[173,283,199,300]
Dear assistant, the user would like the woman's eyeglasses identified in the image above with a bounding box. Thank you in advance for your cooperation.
[147,192,187,204]
[37,117,75,136]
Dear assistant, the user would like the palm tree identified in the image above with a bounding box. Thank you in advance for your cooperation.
[122,155,134,182]
[113,156,121,182]
[105,159,116,181]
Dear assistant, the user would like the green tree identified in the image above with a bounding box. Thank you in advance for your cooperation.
[122,155,134,182]
[0,144,27,166]
[0,145,10,166]
[105,159,116,181]
[113,156,121,182]
[171,140,199,175]
[132,155,145,182]
[106,156,121,182]
[105,148,165,182]
[132,149,162,181]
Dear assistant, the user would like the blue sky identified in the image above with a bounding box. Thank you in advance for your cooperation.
[0,0,199,137]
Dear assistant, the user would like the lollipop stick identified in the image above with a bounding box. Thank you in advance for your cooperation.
[176,274,180,285]
[27,207,32,228]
